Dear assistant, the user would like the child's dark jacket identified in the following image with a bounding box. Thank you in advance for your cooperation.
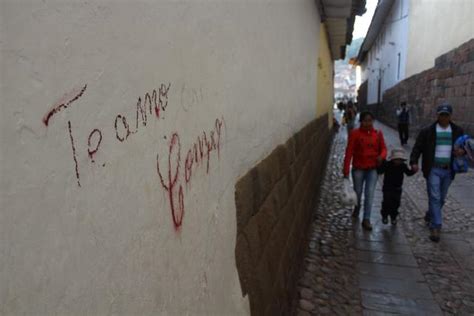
[378,160,416,191]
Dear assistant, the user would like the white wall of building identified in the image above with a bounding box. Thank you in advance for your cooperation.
[0,1,321,314]
[363,0,410,105]
[406,0,474,77]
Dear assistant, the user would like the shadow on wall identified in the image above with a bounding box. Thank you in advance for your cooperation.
[234,114,334,315]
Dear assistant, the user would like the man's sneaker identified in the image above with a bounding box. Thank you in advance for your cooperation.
[362,219,373,231]
[382,216,389,224]
[352,205,360,219]
[391,217,397,225]
[429,228,440,242]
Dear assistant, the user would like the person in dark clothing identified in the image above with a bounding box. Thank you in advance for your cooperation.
[396,102,410,145]
[378,148,415,225]
[410,103,465,242]
[344,102,357,136]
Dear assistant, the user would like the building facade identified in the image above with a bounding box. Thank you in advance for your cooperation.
[357,0,474,107]
[0,0,363,314]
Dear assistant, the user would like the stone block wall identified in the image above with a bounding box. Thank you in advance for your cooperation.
[372,39,474,136]
[234,115,333,315]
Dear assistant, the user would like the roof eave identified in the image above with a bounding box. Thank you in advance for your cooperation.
[355,0,395,63]
[319,0,367,60]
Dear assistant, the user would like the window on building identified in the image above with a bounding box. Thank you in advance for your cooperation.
[397,52,401,80]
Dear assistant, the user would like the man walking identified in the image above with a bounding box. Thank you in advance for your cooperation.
[396,101,410,145]
[410,103,465,242]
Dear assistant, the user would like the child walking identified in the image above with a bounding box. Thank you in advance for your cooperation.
[377,148,415,225]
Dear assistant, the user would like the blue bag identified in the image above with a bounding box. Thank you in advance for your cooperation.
[452,135,471,173]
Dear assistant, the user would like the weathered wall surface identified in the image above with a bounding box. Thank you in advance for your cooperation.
[316,24,334,127]
[369,39,474,136]
[407,0,474,77]
[357,80,368,109]
[234,115,333,315]
[0,1,323,314]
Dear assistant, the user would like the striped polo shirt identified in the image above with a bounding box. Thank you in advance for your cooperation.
[434,124,452,165]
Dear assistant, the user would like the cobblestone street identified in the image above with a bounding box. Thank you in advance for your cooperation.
[294,115,474,315]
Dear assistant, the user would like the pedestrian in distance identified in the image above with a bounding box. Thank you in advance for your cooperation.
[337,101,344,112]
[396,101,410,145]
[377,148,416,225]
[410,102,465,242]
[344,111,387,231]
[343,101,357,136]
[332,117,341,133]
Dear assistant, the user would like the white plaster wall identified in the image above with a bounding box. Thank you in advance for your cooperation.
[366,0,410,105]
[407,0,474,77]
[0,1,320,315]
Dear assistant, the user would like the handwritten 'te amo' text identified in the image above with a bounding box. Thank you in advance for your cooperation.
[42,83,226,230]
[42,83,171,186]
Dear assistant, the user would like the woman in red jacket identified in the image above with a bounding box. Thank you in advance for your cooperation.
[343,111,387,230]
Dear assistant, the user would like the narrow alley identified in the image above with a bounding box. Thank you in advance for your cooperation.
[2,1,474,315]
[294,113,474,315]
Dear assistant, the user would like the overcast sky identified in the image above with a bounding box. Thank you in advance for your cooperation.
[352,0,378,39]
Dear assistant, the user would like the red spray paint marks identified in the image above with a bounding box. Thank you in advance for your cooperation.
[157,133,184,230]
[42,84,87,186]
[67,120,81,187]
[43,83,171,187]
[183,118,225,184]
[157,117,225,230]
[42,85,228,231]
[87,129,103,162]
[43,85,87,126]
[116,83,171,144]
[158,83,171,113]
[136,83,170,127]
[184,149,194,183]
[214,118,224,158]
[136,90,155,129]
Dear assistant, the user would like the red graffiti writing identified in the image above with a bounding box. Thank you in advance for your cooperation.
[157,133,185,229]
[67,120,81,187]
[114,114,132,142]
[158,83,171,112]
[157,117,225,230]
[87,129,103,162]
[43,83,171,187]
[43,85,87,126]
[43,85,227,230]
[115,84,171,143]
[184,118,225,183]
